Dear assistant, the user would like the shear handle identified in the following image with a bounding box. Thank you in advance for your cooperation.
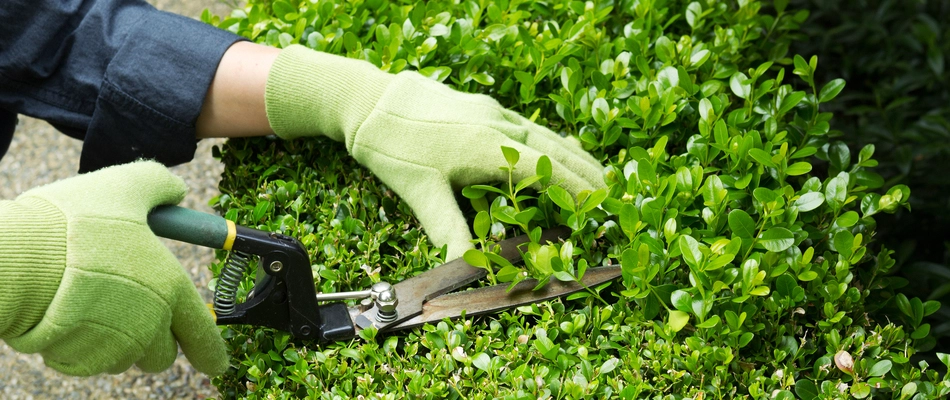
[146,205,355,341]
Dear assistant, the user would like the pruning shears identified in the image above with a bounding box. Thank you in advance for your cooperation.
[147,205,621,342]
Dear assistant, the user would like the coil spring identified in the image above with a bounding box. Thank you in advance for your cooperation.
[213,251,250,316]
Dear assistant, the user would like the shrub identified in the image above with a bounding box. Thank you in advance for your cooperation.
[789,0,950,353]
[202,0,950,398]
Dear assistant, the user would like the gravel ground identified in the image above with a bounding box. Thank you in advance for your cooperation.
[0,1,238,399]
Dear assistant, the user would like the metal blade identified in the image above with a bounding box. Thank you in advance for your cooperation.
[388,265,621,331]
[352,227,570,331]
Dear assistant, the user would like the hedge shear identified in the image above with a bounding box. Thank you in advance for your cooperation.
[147,205,621,342]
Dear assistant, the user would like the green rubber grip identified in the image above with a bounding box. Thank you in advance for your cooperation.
[147,205,233,250]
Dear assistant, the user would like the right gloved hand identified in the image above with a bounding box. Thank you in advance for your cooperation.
[0,161,228,376]
[265,45,605,260]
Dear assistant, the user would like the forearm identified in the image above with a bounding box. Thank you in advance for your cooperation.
[0,199,66,339]
[195,42,280,139]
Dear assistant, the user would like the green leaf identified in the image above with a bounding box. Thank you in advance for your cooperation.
[533,334,558,361]
[728,209,756,239]
[773,390,794,400]
[253,201,272,222]
[730,72,751,99]
[469,184,507,196]
[675,166,693,194]
[794,192,824,212]
[515,208,537,226]
[592,98,610,125]
[748,148,777,168]
[776,274,797,297]
[835,211,859,228]
[470,72,496,86]
[679,235,703,269]
[791,146,818,159]
[655,36,675,63]
[901,382,917,398]
[779,91,806,114]
[669,310,689,332]
[419,66,452,82]
[343,31,360,52]
[760,227,795,252]
[472,353,491,371]
[272,0,295,20]
[620,203,640,239]
[536,155,552,186]
[696,314,721,329]
[798,270,819,281]
[474,211,491,239]
[657,66,679,89]
[418,37,437,53]
[795,379,819,400]
[938,353,950,369]
[578,188,607,213]
[825,173,849,212]
[868,360,892,377]
[671,290,693,313]
[793,54,811,76]
[641,198,665,228]
[493,206,519,225]
[702,175,726,206]
[278,32,295,48]
[924,300,941,316]
[501,146,520,167]
[599,358,620,375]
[827,142,851,172]
[690,49,710,67]
[895,293,912,318]
[685,2,703,28]
[463,249,489,268]
[515,175,543,193]
[833,230,854,260]
[547,186,575,212]
[753,187,779,204]
[496,265,522,282]
[818,79,846,103]
[851,382,870,399]
[786,162,812,176]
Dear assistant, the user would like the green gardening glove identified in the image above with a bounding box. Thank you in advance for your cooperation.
[0,161,227,377]
[265,45,605,260]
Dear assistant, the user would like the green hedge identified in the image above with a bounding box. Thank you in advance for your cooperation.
[202,0,950,398]
[789,0,950,352]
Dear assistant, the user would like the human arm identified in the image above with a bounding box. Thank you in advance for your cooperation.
[0,0,244,171]
[193,42,605,259]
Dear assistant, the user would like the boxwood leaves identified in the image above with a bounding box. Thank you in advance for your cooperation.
[204,0,932,398]
[728,210,756,239]
[760,227,795,252]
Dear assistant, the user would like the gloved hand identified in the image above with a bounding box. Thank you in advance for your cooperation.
[265,45,605,259]
[0,161,227,376]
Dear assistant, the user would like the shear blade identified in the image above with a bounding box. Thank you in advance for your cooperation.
[387,265,621,331]
[353,227,569,330]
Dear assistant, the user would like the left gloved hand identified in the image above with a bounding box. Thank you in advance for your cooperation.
[265,45,604,259]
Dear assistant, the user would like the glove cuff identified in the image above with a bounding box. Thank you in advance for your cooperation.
[0,197,66,338]
[265,45,393,146]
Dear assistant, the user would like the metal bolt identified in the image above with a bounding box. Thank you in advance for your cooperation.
[374,284,398,323]
[269,261,283,273]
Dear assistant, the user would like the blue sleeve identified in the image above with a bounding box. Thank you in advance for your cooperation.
[0,0,245,172]
[0,110,14,158]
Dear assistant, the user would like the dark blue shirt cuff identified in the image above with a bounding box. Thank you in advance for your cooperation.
[79,9,244,172]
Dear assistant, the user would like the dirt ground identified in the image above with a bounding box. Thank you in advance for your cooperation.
[0,1,240,398]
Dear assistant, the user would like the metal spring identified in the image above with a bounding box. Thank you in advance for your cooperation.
[213,251,250,316]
